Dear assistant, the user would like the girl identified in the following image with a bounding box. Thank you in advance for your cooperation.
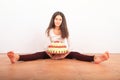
[7,11,109,64]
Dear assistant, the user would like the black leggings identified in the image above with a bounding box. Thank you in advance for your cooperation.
[19,51,94,62]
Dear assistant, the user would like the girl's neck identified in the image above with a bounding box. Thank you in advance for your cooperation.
[53,27,61,35]
[54,26,60,30]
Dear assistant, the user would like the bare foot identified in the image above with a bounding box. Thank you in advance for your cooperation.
[7,51,18,64]
[94,51,109,64]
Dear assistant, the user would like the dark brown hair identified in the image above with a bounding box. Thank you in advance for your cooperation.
[46,11,69,39]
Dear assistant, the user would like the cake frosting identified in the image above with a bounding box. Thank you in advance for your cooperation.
[47,41,68,54]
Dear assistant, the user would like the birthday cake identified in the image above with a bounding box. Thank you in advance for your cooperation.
[47,41,68,54]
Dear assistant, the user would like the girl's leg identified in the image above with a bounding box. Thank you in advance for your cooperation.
[7,51,50,64]
[18,51,50,61]
[66,51,109,63]
[66,51,94,62]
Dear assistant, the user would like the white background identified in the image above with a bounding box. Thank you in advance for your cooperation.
[0,0,120,54]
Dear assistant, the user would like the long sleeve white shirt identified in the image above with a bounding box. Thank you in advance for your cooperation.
[45,28,70,50]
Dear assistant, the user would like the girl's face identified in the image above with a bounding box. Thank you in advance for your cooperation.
[54,15,62,27]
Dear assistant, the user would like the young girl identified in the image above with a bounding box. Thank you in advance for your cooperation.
[7,11,109,64]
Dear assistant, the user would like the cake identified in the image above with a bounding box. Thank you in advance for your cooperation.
[47,41,68,54]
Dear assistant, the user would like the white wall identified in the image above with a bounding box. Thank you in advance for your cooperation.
[0,0,120,54]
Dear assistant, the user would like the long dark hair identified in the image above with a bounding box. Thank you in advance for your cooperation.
[46,11,69,39]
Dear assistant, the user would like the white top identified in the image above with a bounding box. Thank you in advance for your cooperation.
[44,28,71,51]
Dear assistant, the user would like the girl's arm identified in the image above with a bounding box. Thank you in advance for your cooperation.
[44,35,51,50]
[64,38,71,51]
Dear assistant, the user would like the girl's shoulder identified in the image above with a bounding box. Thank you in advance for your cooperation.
[50,28,54,31]
[48,28,56,37]
[49,28,54,34]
